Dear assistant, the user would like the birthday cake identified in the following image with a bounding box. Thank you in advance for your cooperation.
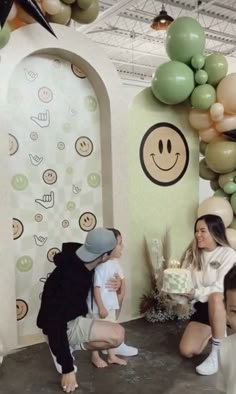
[162,268,193,294]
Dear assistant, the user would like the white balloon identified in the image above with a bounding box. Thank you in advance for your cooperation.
[42,0,61,15]
[198,196,233,227]
[6,4,17,21]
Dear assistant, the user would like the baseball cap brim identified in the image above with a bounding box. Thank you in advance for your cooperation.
[76,245,103,263]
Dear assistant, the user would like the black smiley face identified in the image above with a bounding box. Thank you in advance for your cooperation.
[16,299,28,321]
[75,137,93,157]
[12,218,24,240]
[140,122,189,186]
[47,247,61,262]
[79,212,97,232]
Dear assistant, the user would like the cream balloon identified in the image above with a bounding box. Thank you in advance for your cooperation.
[226,228,236,249]
[199,127,220,143]
[210,102,224,122]
[189,108,212,130]
[215,114,236,133]
[6,4,17,21]
[42,0,61,15]
[217,73,236,114]
[198,196,233,227]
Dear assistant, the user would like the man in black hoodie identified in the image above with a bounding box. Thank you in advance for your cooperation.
[37,228,124,393]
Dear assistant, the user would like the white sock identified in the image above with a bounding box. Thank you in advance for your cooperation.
[211,337,221,355]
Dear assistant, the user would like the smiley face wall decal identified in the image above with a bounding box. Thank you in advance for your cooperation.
[140,122,189,186]
[16,299,28,321]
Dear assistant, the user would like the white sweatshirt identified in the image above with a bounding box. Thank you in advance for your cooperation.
[184,246,236,303]
[217,333,236,394]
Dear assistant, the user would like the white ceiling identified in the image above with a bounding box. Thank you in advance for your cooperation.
[72,0,236,83]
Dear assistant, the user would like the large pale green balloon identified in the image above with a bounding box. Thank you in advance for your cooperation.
[199,159,218,180]
[151,61,194,105]
[77,0,93,10]
[0,23,11,49]
[49,3,71,24]
[205,139,236,174]
[165,17,205,64]
[204,54,228,86]
[191,84,216,110]
[72,0,99,24]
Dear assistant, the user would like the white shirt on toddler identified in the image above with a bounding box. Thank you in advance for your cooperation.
[217,333,236,394]
[87,258,124,315]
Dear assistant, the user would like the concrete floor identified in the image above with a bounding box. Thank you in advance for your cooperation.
[0,318,220,394]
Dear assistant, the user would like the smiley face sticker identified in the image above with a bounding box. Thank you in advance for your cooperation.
[71,64,86,79]
[16,299,28,321]
[75,137,93,157]
[140,122,189,186]
[13,218,24,240]
[79,212,97,232]
[8,133,19,156]
[42,169,58,185]
[47,247,61,263]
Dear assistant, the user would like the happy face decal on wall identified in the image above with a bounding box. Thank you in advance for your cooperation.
[140,122,189,186]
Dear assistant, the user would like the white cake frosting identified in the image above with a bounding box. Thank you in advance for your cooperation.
[162,268,193,294]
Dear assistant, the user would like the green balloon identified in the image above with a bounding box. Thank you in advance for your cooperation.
[205,140,236,174]
[210,179,219,191]
[223,181,236,195]
[48,3,71,24]
[72,0,99,24]
[195,70,208,85]
[214,189,229,199]
[0,23,10,49]
[200,140,207,156]
[165,17,205,64]
[229,216,236,230]
[77,0,93,10]
[191,84,216,110]
[191,54,205,70]
[199,159,218,180]
[151,61,194,105]
[204,54,228,86]
[231,192,236,215]
[219,171,236,189]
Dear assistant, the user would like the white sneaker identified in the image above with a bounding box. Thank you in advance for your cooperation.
[49,346,77,374]
[196,352,218,376]
[102,343,138,357]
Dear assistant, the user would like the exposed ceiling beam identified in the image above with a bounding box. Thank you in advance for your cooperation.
[77,0,138,34]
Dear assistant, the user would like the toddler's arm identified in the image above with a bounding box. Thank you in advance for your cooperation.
[94,286,108,318]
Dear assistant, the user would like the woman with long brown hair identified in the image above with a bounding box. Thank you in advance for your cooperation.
[179,214,236,376]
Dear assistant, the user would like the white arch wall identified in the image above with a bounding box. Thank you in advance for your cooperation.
[0,24,131,348]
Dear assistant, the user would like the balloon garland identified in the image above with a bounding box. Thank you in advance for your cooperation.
[0,0,99,48]
[150,16,236,247]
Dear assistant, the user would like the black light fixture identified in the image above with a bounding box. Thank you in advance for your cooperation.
[151,1,174,31]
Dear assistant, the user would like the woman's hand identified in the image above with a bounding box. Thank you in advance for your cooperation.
[183,289,195,300]
[61,372,78,392]
[106,273,121,291]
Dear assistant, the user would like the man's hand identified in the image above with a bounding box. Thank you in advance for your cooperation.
[106,273,121,292]
[61,372,78,393]
[99,306,108,319]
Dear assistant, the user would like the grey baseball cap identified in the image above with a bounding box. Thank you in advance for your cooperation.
[76,228,116,263]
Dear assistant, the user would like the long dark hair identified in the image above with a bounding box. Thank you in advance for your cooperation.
[183,214,230,271]
[107,228,121,240]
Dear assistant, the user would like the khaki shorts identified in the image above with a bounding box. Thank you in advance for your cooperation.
[67,316,94,347]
